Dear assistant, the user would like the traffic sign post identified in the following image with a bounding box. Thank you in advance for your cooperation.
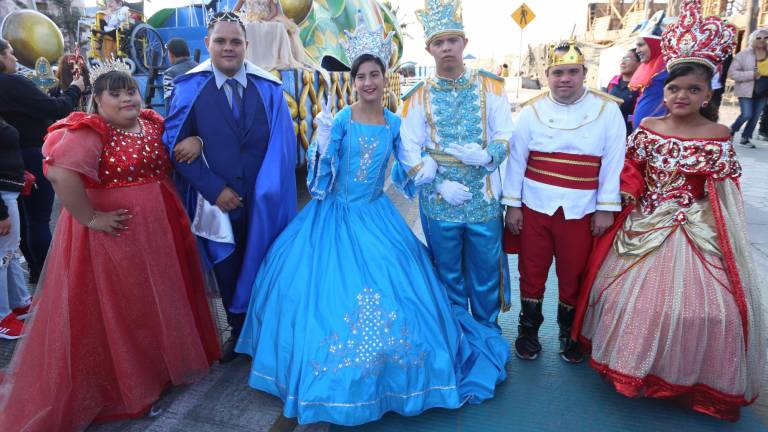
[512,3,536,100]
[512,3,535,29]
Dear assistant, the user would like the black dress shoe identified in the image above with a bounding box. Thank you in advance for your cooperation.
[219,336,241,364]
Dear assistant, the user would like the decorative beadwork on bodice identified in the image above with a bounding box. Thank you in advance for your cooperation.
[355,135,379,183]
[96,118,171,189]
[429,73,483,149]
[419,70,503,223]
[628,127,741,215]
[244,0,271,22]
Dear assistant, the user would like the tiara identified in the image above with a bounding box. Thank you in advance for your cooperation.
[341,10,394,68]
[416,0,464,45]
[661,0,735,70]
[547,40,585,68]
[89,56,132,84]
[207,11,244,27]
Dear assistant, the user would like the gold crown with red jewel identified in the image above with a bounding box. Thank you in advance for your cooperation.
[661,0,736,70]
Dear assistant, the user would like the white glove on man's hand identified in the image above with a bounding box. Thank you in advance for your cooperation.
[436,180,473,206]
[315,97,334,154]
[413,155,438,187]
[444,143,492,167]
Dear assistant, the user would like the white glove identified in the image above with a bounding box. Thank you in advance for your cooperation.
[413,155,438,187]
[444,143,492,167]
[436,180,473,206]
[315,96,334,154]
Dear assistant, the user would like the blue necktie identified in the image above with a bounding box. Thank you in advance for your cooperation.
[226,78,242,121]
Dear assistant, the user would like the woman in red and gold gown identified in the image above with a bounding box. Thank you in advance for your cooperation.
[0,70,220,432]
[575,3,766,420]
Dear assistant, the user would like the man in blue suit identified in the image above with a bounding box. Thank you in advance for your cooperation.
[163,11,297,362]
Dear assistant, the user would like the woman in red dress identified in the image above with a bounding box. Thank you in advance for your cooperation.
[575,1,766,421]
[0,69,220,432]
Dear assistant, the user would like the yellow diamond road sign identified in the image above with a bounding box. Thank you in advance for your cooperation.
[512,3,535,29]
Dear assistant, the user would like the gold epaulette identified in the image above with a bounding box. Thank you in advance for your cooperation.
[588,87,624,105]
[478,69,504,82]
[521,90,550,107]
[401,80,425,101]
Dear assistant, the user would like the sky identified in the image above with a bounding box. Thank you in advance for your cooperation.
[82,0,595,63]
[391,0,593,64]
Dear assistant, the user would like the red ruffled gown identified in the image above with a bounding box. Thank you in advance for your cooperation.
[0,110,220,432]
[574,126,766,421]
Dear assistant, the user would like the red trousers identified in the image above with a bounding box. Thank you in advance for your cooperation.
[519,206,593,306]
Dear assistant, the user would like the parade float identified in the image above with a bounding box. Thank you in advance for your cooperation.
[1,0,404,165]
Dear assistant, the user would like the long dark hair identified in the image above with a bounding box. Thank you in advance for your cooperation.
[664,62,718,122]
[56,55,91,89]
[88,70,139,114]
[351,54,386,77]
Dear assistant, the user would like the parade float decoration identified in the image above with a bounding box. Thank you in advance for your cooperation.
[1,1,403,165]
[0,9,64,68]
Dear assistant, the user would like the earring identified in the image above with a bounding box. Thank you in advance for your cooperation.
[702,101,709,108]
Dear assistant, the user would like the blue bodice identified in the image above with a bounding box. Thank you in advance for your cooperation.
[308,106,402,205]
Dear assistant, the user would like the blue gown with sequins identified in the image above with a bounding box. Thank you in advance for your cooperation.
[235,106,510,426]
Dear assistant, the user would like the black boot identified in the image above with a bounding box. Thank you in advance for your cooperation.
[557,302,583,364]
[515,298,543,360]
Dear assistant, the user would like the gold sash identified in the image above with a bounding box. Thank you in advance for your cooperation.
[615,199,721,258]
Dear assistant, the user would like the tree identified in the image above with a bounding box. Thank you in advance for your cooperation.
[46,0,81,46]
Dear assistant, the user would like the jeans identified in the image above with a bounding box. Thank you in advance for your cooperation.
[18,147,55,281]
[731,96,768,139]
[759,102,768,137]
[0,192,32,318]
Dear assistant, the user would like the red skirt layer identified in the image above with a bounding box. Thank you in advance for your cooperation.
[589,359,751,421]
[0,179,220,432]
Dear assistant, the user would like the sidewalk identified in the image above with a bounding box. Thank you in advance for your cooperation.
[1,103,766,432]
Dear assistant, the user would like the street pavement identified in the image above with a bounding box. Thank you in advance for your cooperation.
[1,103,766,431]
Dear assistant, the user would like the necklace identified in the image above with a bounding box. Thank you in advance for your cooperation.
[112,120,143,136]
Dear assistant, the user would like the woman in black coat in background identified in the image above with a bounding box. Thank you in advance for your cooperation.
[0,38,85,283]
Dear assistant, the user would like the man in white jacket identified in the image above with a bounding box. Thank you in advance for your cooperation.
[503,40,626,363]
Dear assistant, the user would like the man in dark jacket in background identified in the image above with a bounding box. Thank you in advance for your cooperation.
[163,38,198,112]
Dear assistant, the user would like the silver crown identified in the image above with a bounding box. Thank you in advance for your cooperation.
[89,56,132,84]
[341,10,394,68]
[207,10,244,28]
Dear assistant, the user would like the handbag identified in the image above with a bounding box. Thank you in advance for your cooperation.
[21,171,36,196]
[754,76,768,97]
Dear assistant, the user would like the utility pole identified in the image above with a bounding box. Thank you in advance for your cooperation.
[745,0,760,49]
[644,0,655,19]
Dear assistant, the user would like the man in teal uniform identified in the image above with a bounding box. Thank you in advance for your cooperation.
[399,0,515,331]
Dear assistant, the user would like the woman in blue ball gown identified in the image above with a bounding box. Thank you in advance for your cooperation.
[235,20,510,428]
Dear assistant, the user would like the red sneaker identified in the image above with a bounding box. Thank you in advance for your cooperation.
[12,303,31,320]
[0,313,23,340]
